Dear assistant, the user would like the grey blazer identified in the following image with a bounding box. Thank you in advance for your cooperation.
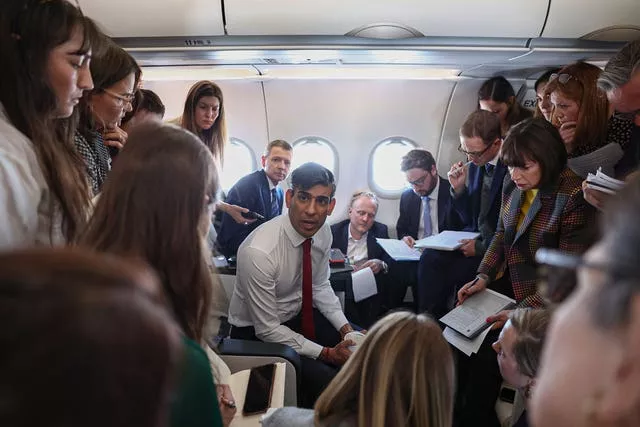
[261,407,355,427]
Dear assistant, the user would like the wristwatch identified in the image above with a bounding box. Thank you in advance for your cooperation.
[381,261,389,274]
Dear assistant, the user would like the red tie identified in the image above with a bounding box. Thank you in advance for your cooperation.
[301,238,316,340]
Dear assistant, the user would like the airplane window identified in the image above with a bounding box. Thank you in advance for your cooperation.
[220,138,257,192]
[370,138,417,196]
[292,137,338,179]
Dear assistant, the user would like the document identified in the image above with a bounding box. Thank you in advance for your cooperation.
[351,266,377,303]
[585,167,625,195]
[414,230,481,251]
[375,238,421,261]
[229,362,286,427]
[443,326,493,357]
[439,289,515,339]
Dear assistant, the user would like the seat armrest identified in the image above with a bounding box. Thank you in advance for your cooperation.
[218,339,301,407]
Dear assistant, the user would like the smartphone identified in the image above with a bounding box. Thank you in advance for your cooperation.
[242,363,276,415]
[241,211,265,220]
[499,386,516,404]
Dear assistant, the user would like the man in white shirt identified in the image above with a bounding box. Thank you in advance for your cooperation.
[330,191,392,326]
[229,162,355,407]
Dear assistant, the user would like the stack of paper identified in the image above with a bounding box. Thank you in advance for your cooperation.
[414,231,480,251]
[443,326,493,356]
[585,167,625,195]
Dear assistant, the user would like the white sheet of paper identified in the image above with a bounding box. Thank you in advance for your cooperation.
[375,238,421,261]
[443,326,493,357]
[351,267,377,303]
[414,230,481,251]
[229,362,286,427]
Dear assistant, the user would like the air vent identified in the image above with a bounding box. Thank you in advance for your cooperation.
[346,23,424,39]
[580,26,640,42]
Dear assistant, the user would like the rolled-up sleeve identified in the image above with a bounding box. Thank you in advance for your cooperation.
[240,246,324,359]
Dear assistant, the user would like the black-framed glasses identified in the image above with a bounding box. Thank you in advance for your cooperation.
[549,73,576,85]
[457,142,494,158]
[535,248,640,305]
[408,173,430,187]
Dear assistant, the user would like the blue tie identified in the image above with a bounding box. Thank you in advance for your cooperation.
[422,196,432,238]
[485,163,494,176]
[270,188,280,218]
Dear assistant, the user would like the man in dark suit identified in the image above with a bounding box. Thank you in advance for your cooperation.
[394,149,461,309]
[416,110,506,318]
[217,139,292,257]
[331,191,391,327]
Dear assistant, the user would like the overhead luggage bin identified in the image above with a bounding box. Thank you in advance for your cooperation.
[82,0,224,37]
[224,0,549,38]
[541,0,640,39]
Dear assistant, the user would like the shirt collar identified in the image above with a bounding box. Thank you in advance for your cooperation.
[262,169,277,191]
[426,176,440,200]
[348,223,368,242]
[488,152,500,166]
[283,213,311,247]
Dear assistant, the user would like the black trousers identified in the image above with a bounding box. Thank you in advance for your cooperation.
[230,308,342,408]
[453,275,514,427]
[416,249,482,319]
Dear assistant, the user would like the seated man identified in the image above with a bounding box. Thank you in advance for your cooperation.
[217,139,292,257]
[229,162,355,407]
[331,190,391,327]
[417,110,506,318]
[394,149,461,308]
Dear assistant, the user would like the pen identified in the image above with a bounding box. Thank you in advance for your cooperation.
[466,277,479,290]
[447,160,473,177]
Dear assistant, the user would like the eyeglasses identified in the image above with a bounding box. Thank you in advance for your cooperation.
[549,73,576,85]
[408,173,430,187]
[102,88,135,105]
[457,142,495,158]
[535,248,640,305]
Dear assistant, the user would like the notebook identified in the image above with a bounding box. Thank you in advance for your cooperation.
[375,238,421,261]
[439,289,515,339]
[414,230,481,251]
[585,167,625,195]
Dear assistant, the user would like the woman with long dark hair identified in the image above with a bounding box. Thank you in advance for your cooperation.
[0,0,94,248]
[81,122,235,426]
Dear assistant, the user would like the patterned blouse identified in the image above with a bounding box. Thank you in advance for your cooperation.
[74,130,111,196]
[570,115,634,158]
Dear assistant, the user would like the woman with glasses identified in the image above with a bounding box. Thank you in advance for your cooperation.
[478,76,533,137]
[0,0,94,249]
[76,32,140,196]
[454,118,595,427]
[544,61,634,179]
[531,174,640,427]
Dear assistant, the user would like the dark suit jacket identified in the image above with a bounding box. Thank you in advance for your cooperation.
[331,219,389,262]
[396,176,461,239]
[216,169,284,257]
[451,161,508,256]
[478,167,596,308]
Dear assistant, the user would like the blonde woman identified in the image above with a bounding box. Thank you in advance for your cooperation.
[262,311,454,427]
[492,309,550,427]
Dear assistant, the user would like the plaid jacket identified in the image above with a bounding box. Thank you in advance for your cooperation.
[478,167,596,308]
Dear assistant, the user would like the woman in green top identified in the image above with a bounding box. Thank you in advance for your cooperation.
[81,122,230,426]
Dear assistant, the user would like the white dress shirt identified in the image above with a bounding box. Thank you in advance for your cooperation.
[346,226,368,265]
[417,177,440,239]
[228,214,349,359]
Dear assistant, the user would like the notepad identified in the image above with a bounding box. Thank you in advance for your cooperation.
[585,167,625,195]
[439,289,515,339]
[414,230,481,251]
[375,238,421,261]
[443,326,493,357]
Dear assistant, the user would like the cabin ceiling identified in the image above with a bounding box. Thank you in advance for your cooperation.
[81,0,640,79]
